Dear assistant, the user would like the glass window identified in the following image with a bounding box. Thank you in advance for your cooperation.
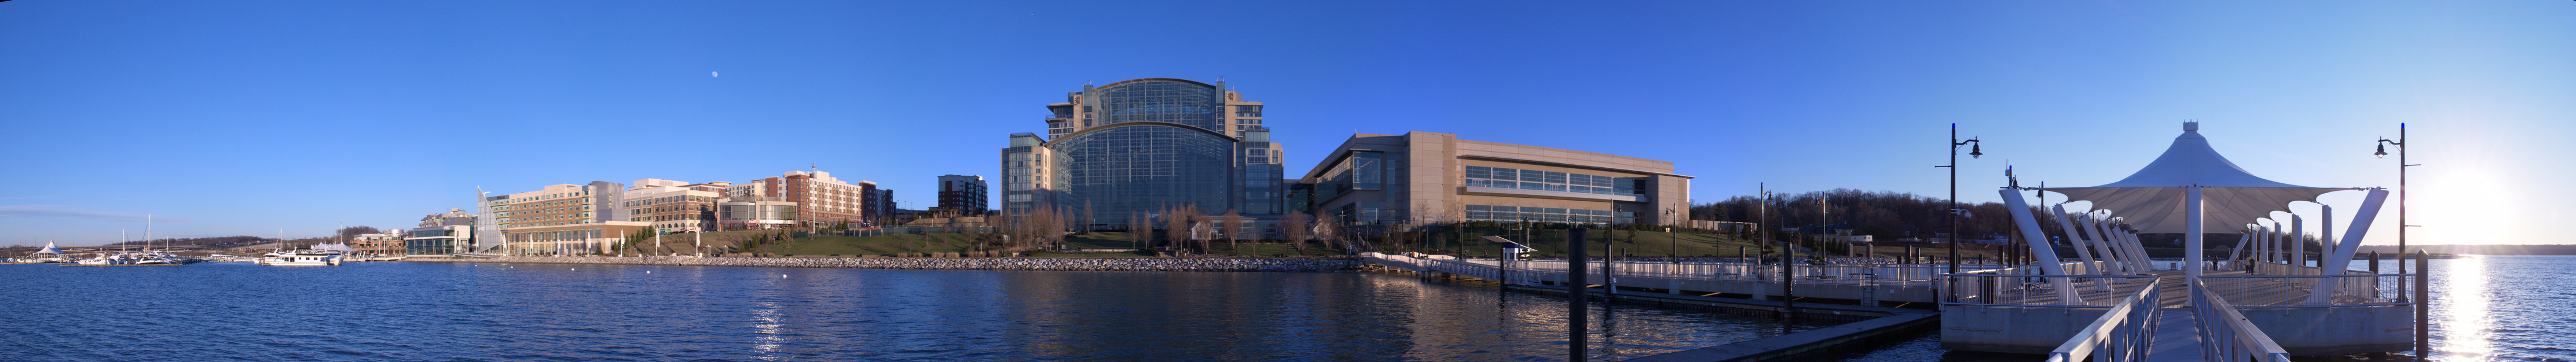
[1049,123,1234,226]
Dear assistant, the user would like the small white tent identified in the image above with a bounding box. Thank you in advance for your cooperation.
[33,241,63,254]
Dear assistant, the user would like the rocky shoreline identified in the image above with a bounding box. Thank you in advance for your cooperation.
[409,255,1362,272]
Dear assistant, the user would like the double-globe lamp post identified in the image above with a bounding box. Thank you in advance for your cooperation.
[1940,124,1982,274]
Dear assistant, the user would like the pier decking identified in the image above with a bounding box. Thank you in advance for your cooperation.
[2142,271,2203,362]
[1364,253,2416,361]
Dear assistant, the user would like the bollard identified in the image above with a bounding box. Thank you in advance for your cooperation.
[2415,252,2430,361]
[1567,228,1589,362]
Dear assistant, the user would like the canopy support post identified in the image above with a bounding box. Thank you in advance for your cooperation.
[2186,186,2204,278]
[2308,189,2390,305]
[2000,189,2084,305]
[2225,232,2251,271]
[2050,205,2112,290]
[2292,215,2306,271]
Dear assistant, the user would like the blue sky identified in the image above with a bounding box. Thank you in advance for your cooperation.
[3,1,2569,246]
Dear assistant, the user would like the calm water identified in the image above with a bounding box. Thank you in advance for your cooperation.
[1817,256,2576,362]
[0,261,1823,361]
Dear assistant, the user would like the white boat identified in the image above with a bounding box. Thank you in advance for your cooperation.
[259,250,342,266]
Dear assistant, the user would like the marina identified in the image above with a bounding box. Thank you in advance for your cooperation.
[1357,123,2432,361]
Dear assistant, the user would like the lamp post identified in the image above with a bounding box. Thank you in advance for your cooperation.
[2373,124,2418,283]
[1937,124,1982,274]
[1665,208,1676,260]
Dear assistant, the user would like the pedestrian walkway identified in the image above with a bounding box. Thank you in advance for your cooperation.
[2143,270,2204,362]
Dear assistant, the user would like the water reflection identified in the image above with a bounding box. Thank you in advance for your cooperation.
[2437,256,2489,361]
[750,302,784,358]
[2,263,1829,361]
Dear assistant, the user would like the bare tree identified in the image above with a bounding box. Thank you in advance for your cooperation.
[1082,200,1097,234]
[1313,216,1343,253]
[1221,209,1245,254]
[1280,211,1311,253]
[1162,204,1195,253]
[1128,211,1150,250]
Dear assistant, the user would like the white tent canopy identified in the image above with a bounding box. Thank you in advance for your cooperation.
[33,241,63,254]
[313,243,360,253]
[2037,123,2359,234]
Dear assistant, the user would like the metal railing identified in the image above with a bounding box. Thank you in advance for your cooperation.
[2249,261,2322,276]
[2045,276,2163,362]
[2196,273,2408,306]
[1500,260,1958,286]
[1943,274,2157,306]
[2194,283,2292,361]
[1363,253,1505,282]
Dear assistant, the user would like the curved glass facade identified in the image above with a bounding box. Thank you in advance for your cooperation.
[1094,80,1222,130]
[1050,124,1235,225]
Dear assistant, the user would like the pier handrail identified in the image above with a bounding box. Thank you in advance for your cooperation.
[2044,275,2163,362]
[2193,280,2292,362]
[1940,274,2157,306]
[1496,259,1966,286]
[2196,273,2409,307]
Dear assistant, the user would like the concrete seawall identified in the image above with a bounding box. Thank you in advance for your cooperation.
[412,256,1362,272]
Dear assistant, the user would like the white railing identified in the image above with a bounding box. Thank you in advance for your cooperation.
[2045,276,2163,362]
[2196,273,2408,307]
[1500,260,1961,286]
[2250,261,2322,276]
[2194,282,2292,362]
[1943,274,2158,306]
[1363,253,1505,282]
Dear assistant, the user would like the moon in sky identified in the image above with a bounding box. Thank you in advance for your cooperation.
[712,71,719,77]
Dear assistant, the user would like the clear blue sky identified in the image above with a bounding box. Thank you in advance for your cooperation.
[4,1,2568,246]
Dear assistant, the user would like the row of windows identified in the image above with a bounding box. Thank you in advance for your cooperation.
[406,238,455,255]
[1464,166,1644,196]
[505,229,605,243]
[495,191,592,205]
[626,205,709,215]
[1464,205,1635,224]
[622,195,716,208]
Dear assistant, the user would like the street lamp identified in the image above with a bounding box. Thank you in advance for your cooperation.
[1665,208,1676,260]
[2375,124,2421,293]
[1936,123,1982,274]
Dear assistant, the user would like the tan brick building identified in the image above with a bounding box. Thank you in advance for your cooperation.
[1294,131,1691,227]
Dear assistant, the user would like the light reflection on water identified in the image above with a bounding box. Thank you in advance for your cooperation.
[2436,256,2490,361]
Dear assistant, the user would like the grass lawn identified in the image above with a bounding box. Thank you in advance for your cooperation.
[1061,231,1148,250]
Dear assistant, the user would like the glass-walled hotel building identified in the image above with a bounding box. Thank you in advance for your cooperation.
[1002,78,1286,230]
